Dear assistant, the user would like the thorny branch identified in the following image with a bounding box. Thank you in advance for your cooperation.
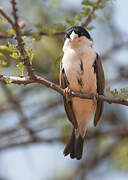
[0,73,128,106]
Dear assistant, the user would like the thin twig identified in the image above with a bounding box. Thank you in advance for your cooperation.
[0,35,11,39]
[0,8,14,27]
[23,31,65,37]
[71,91,128,106]
[73,141,118,179]
[0,30,65,40]
[81,0,103,27]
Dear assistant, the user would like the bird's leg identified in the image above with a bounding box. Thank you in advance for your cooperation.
[64,87,71,102]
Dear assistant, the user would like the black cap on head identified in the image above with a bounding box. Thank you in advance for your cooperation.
[64,26,92,41]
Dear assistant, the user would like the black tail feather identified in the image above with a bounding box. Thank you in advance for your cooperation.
[64,130,84,160]
[75,136,84,160]
[63,130,75,157]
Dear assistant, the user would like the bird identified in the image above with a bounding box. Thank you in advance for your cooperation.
[59,26,105,160]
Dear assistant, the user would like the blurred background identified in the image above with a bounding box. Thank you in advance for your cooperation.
[0,0,128,179]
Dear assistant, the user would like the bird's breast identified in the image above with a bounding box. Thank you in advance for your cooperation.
[62,49,97,93]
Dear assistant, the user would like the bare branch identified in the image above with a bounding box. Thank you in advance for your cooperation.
[0,136,65,152]
[0,125,128,155]
[1,83,38,142]
[73,142,118,179]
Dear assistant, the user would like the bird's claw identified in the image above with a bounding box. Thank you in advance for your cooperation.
[91,93,98,104]
[64,87,71,102]
[64,87,71,95]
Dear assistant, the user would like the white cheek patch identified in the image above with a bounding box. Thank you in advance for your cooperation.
[70,31,78,40]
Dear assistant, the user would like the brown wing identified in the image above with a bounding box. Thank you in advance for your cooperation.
[60,62,78,128]
[93,54,105,126]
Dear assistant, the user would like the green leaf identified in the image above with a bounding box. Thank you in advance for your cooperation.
[23,29,32,34]
[7,28,15,36]
[0,53,10,67]
[5,78,12,84]
[106,86,111,93]
[120,88,126,94]
[22,36,26,43]
[0,27,5,33]
[52,56,62,79]
[17,62,24,75]
[110,89,118,98]
[66,18,79,26]
[33,32,41,41]
[92,13,97,19]
[87,26,95,30]
[111,138,128,170]
[7,42,21,60]
[25,38,35,64]
[0,17,6,24]
[119,97,125,101]
[0,46,12,55]
[81,7,91,16]
[34,23,43,30]
[120,88,128,99]
[82,0,95,6]
[98,4,106,9]
[10,52,19,60]
[74,16,82,21]
[47,29,56,35]
[53,24,67,31]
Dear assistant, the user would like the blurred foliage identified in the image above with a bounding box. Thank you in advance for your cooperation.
[52,56,62,79]
[0,0,128,179]
[0,0,111,76]
[111,138,128,170]
[66,0,112,28]
[106,86,128,100]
